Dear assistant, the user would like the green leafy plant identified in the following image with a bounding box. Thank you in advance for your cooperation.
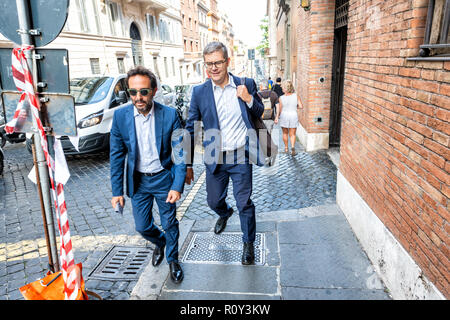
[256,15,269,57]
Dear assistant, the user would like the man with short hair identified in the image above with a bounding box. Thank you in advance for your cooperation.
[185,41,265,265]
[110,66,186,283]
[272,77,284,98]
[258,80,279,134]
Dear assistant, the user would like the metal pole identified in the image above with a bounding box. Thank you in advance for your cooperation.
[31,141,55,272]
[15,0,60,272]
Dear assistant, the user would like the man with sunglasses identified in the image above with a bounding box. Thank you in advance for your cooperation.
[185,41,265,265]
[110,66,186,283]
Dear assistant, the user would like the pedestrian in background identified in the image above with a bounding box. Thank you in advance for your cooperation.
[257,79,279,134]
[185,41,265,265]
[272,77,284,98]
[110,66,186,284]
[274,79,303,155]
[268,77,273,90]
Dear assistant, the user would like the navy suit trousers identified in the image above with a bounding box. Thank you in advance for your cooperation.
[206,158,256,243]
[130,170,179,263]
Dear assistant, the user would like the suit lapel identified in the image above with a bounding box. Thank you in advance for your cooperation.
[205,79,220,129]
[232,74,251,128]
[153,102,163,155]
[127,106,137,154]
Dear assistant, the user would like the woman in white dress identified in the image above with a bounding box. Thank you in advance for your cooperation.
[274,80,303,155]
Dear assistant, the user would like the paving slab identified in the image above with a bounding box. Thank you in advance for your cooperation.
[282,287,389,300]
[159,291,281,300]
[278,215,388,297]
[163,263,279,295]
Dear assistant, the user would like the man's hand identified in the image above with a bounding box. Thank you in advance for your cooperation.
[237,85,252,104]
[111,196,124,209]
[166,190,181,203]
[185,167,194,185]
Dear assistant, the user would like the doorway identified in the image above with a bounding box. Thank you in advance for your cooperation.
[130,22,143,66]
[329,0,349,146]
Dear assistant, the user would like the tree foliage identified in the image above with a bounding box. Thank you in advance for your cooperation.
[256,15,269,57]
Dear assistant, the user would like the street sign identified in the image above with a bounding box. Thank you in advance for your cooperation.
[0,0,69,47]
[2,91,76,136]
[34,49,70,93]
[248,49,255,60]
[0,48,70,93]
[0,49,15,91]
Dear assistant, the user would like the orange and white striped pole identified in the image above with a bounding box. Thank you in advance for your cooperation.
[7,46,78,300]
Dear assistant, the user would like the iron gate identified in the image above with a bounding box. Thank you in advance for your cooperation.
[329,0,349,146]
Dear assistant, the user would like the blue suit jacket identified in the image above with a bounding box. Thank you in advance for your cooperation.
[185,74,265,173]
[110,101,186,198]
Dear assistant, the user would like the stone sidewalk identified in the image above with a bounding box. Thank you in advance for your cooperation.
[1,126,391,300]
[132,204,391,300]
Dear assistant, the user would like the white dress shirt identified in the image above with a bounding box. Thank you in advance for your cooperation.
[134,103,164,173]
[212,74,254,152]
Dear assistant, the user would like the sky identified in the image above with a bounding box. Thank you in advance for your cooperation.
[218,0,267,48]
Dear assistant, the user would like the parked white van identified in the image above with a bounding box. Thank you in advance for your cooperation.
[27,73,166,154]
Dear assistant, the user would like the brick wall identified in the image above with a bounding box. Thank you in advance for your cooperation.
[275,11,286,79]
[340,0,449,297]
[294,0,335,134]
[181,0,200,59]
[296,5,310,129]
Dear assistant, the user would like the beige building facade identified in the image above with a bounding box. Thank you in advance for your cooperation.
[0,0,185,87]
[0,0,240,87]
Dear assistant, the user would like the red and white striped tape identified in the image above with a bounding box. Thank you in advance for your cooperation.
[6,46,79,300]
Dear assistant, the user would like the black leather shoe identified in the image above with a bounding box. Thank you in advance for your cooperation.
[241,242,255,265]
[169,262,184,284]
[214,209,233,234]
[152,245,165,267]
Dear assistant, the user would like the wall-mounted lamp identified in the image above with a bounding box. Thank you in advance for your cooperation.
[300,0,311,11]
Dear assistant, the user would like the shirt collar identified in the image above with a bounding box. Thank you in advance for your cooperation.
[212,73,236,91]
[133,101,154,118]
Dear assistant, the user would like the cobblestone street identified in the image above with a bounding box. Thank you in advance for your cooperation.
[0,128,338,300]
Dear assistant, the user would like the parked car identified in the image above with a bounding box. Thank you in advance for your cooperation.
[161,84,176,107]
[173,84,196,127]
[26,74,166,155]
[59,74,132,154]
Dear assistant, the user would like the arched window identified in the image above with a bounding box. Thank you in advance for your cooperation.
[130,22,141,40]
[130,22,143,66]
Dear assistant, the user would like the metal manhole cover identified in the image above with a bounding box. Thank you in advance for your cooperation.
[88,245,152,280]
[182,232,265,265]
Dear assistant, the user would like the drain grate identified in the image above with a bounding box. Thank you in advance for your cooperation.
[88,245,152,280]
[182,232,265,265]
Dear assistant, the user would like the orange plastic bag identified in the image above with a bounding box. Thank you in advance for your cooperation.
[19,263,90,300]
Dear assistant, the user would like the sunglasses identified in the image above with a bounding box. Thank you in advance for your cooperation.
[128,88,152,96]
